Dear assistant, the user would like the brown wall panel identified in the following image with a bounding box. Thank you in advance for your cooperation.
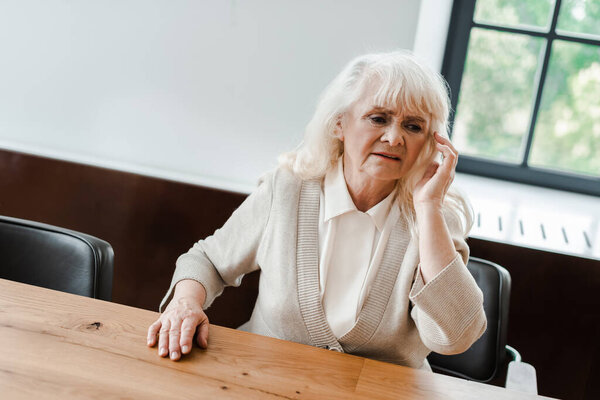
[1,148,598,399]
[468,238,600,400]
[0,148,255,321]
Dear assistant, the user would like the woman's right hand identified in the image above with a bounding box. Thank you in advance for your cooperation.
[146,279,209,361]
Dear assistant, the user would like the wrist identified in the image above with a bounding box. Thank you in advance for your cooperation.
[414,201,443,215]
[173,279,207,305]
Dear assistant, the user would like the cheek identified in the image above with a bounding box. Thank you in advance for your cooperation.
[347,132,375,154]
[406,136,428,162]
[404,137,427,169]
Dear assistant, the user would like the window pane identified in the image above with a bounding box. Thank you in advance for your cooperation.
[556,0,600,37]
[452,28,545,163]
[530,41,600,177]
[474,0,555,30]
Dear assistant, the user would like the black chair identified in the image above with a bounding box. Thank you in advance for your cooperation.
[427,257,537,394]
[0,215,114,301]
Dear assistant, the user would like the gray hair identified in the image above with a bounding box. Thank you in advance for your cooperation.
[279,50,472,236]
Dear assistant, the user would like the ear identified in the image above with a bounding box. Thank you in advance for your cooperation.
[333,115,344,142]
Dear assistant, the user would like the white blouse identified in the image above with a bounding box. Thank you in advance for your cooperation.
[318,159,399,339]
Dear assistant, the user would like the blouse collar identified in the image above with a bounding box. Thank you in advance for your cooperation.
[323,158,395,231]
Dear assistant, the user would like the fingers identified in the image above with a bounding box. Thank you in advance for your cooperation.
[435,142,457,171]
[197,320,209,349]
[158,319,171,358]
[149,317,208,361]
[168,320,182,360]
[180,318,199,354]
[435,144,456,194]
[433,133,458,176]
[434,132,458,154]
[147,319,161,347]
[424,133,456,198]
[148,297,208,361]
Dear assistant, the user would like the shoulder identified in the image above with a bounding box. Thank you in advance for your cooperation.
[255,166,310,208]
[257,166,307,193]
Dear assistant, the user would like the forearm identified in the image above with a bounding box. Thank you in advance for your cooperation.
[173,279,207,307]
[415,204,458,284]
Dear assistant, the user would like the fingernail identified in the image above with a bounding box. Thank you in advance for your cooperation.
[171,351,179,359]
[159,347,167,356]
[182,345,190,353]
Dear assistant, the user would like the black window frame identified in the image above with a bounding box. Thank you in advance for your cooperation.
[442,0,600,197]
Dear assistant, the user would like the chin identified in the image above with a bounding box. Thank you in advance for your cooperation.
[370,171,403,183]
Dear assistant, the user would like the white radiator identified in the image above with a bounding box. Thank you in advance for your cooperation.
[454,174,600,261]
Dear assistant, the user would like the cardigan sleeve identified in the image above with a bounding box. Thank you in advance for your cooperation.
[408,210,487,355]
[159,170,275,312]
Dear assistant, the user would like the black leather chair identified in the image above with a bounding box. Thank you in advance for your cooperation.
[0,215,114,301]
[427,257,537,393]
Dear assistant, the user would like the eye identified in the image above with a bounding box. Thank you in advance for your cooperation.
[405,123,423,133]
[368,115,388,125]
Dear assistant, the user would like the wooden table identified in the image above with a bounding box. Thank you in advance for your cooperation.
[0,279,552,399]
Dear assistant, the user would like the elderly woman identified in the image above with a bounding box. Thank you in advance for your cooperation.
[147,51,486,370]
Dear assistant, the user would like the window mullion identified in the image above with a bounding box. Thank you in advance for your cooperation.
[442,0,477,140]
[520,0,563,167]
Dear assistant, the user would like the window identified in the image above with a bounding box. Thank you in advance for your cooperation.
[442,0,600,196]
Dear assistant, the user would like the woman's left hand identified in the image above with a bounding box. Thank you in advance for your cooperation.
[413,132,458,209]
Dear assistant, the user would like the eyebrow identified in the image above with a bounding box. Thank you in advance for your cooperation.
[405,115,426,123]
[369,106,426,123]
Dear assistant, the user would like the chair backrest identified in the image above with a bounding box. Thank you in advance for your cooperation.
[0,215,114,301]
[427,257,511,382]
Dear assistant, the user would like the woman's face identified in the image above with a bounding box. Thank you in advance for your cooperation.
[335,89,430,188]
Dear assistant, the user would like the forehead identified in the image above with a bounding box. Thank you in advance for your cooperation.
[352,97,429,123]
[352,80,430,121]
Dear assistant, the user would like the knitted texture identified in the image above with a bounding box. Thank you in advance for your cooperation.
[160,168,486,369]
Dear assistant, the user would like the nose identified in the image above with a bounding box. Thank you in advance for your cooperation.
[381,123,405,147]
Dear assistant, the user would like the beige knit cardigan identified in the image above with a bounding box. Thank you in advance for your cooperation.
[160,167,486,370]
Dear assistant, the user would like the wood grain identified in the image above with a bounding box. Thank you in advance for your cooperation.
[0,279,554,399]
[2,148,598,400]
[356,359,550,400]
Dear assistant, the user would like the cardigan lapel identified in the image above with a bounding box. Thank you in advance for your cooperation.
[296,179,343,352]
[296,179,412,354]
[338,215,411,352]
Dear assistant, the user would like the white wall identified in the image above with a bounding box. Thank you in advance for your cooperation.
[0,0,422,193]
[412,0,453,72]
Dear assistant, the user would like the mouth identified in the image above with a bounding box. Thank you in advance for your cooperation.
[372,152,401,161]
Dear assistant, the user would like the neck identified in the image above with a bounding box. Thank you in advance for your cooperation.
[342,160,395,212]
